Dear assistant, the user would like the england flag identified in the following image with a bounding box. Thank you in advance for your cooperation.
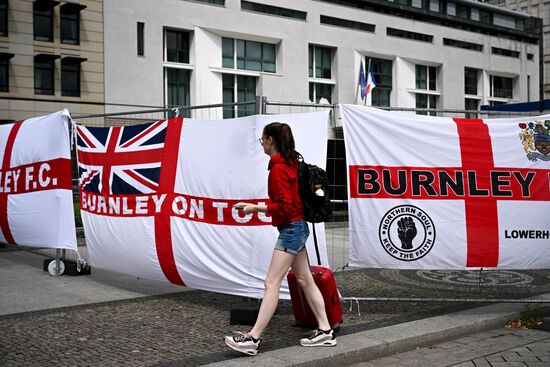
[0,110,76,250]
[77,112,330,298]
[341,104,550,269]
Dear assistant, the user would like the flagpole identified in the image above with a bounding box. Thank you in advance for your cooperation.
[364,59,370,106]
[354,61,360,104]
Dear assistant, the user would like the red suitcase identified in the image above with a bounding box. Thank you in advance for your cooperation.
[287,265,343,329]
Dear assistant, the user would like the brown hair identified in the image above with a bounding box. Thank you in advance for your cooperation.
[263,122,298,165]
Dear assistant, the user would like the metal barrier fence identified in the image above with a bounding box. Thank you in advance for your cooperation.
[6,99,549,303]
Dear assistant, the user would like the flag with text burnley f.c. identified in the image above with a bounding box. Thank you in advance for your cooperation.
[77,112,329,298]
[0,110,76,250]
[341,104,550,269]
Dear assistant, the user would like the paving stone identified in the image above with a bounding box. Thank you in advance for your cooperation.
[502,353,541,362]
[503,354,540,362]
[471,357,491,367]
[452,362,476,367]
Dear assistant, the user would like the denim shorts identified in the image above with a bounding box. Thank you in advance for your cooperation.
[274,220,310,255]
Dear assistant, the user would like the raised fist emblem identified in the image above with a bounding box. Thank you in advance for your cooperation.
[397,216,417,250]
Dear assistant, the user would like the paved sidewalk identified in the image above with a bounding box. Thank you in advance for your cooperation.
[0,249,187,316]
[203,299,550,367]
[352,327,550,367]
[1,244,550,366]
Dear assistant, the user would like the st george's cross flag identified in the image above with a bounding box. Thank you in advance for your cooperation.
[77,111,329,298]
[341,104,550,269]
[0,110,76,250]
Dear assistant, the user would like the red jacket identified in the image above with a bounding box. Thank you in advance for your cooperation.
[266,153,304,227]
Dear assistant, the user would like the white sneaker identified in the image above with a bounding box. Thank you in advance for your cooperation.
[300,328,337,347]
[224,331,261,356]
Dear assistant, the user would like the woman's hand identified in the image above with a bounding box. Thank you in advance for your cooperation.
[235,202,268,214]
[235,202,257,214]
[242,204,257,214]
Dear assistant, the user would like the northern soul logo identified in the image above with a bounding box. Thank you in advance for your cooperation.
[378,205,436,261]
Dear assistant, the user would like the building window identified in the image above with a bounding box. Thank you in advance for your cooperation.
[415,62,437,115]
[464,68,478,95]
[0,59,7,92]
[0,53,12,92]
[416,65,437,91]
[222,74,256,118]
[320,15,375,33]
[61,61,81,96]
[490,75,513,99]
[465,98,479,118]
[470,8,479,21]
[309,83,332,103]
[222,38,234,68]
[455,3,469,19]
[33,2,57,42]
[60,3,86,45]
[429,0,440,12]
[480,10,492,24]
[241,1,307,20]
[137,22,145,56]
[309,46,331,79]
[446,2,456,16]
[366,57,392,107]
[527,53,533,61]
[165,29,190,63]
[308,45,333,103]
[492,47,520,58]
[493,13,515,29]
[0,0,7,37]
[222,37,276,73]
[165,68,190,115]
[387,27,433,43]
[443,38,483,52]
[34,60,55,95]
[193,0,224,5]
[415,94,437,116]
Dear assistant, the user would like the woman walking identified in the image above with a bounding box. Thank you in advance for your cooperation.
[224,122,336,356]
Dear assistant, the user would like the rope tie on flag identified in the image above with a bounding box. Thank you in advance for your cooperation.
[69,117,77,151]
[75,253,87,272]
[171,107,180,117]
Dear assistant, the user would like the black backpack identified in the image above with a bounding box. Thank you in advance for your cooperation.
[297,153,333,223]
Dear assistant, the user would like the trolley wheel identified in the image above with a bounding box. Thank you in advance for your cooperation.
[47,260,65,276]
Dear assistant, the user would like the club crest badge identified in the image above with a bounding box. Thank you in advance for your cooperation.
[518,120,550,162]
[378,205,436,262]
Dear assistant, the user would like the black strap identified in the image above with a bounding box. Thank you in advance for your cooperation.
[312,223,321,266]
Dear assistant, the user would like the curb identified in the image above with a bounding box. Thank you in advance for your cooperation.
[204,294,550,366]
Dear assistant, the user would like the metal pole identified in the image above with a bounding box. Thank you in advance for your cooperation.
[341,297,550,303]
[55,249,61,276]
[261,96,267,115]
[255,96,262,115]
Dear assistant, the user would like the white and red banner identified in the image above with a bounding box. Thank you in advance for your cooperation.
[341,104,550,269]
[77,112,329,298]
[0,109,76,250]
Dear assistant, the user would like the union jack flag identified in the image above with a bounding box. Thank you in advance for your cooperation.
[77,120,168,195]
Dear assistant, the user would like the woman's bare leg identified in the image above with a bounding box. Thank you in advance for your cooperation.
[249,250,296,339]
[290,251,331,331]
